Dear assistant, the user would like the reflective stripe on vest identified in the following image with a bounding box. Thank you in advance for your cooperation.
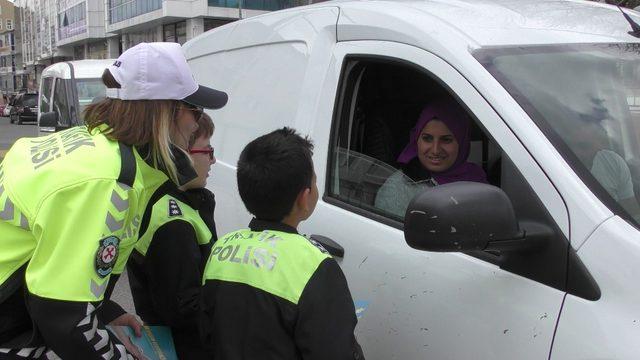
[135,194,212,256]
[202,229,331,305]
[0,126,165,301]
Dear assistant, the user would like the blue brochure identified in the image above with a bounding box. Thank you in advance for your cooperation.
[107,325,178,360]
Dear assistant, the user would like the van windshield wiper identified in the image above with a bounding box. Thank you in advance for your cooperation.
[616,1,640,37]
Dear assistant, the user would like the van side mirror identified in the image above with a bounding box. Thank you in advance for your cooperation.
[404,182,525,252]
[39,111,59,133]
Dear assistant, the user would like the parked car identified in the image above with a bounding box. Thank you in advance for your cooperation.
[38,59,113,134]
[0,104,5,117]
[10,93,39,125]
[185,1,640,359]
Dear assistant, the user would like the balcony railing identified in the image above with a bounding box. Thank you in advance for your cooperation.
[208,0,305,11]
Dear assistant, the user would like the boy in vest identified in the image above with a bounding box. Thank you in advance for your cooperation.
[127,113,217,359]
[200,127,365,359]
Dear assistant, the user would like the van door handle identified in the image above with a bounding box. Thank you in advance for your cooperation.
[310,234,344,258]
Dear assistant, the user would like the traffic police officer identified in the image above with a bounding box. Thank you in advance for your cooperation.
[0,42,227,359]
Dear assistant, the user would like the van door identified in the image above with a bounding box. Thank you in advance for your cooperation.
[38,77,54,133]
[51,78,73,129]
[303,41,581,359]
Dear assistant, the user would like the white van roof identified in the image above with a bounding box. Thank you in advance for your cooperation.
[41,59,114,80]
[185,0,640,58]
[339,0,640,46]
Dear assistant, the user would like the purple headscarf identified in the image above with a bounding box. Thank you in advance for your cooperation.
[396,98,487,185]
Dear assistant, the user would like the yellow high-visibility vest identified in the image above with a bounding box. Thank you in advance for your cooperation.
[0,126,167,302]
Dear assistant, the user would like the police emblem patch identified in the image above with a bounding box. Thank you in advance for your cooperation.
[95,236,120,278]
[168,199,182,217]
[307,236,329,254]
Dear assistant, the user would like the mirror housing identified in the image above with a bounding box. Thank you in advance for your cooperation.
[39,111,58,127]
[404,182,523,252]
[39,112,60,133]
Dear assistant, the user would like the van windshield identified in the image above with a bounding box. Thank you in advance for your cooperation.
[476,43,640,225]
[76,78,106,120]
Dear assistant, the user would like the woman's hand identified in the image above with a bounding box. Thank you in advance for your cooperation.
[109,313,145,359]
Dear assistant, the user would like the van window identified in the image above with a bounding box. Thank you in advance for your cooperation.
[327,58,498,223]
[324,57,588,297]
[476,44,640,226]
[53,79,72,126]
[40,77,53,112]
[76,79,106,120]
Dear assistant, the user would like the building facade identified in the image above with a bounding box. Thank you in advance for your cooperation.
[0,0,18,94]
[10,0,314,92]
[104,0,311,51]
[16,0,72,92]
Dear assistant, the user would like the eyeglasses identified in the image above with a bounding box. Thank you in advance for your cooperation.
[179,105,204,120]
[189,146,215,160]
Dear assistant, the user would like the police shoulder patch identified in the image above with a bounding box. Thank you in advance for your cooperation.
[168,198,182,217]
[305,235,329,255]
[95,236,120,278]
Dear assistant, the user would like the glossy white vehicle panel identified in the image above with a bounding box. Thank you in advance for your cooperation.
[338,0,640,49]
[184,0,640,358]
[303,40,567,359]
[552,216,640,358]
[38,59,114,135]
[335,0,638,250]
[40,60,114,80]
[185,6,340,235]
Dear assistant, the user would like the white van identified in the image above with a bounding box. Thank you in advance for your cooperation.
[185,1,640,358]
[38,59,113,134]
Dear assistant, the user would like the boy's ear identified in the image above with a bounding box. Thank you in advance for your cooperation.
[297,187,311,212]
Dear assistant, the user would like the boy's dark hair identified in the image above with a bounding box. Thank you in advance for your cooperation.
[237,127,314,221]
[189,113,215,149]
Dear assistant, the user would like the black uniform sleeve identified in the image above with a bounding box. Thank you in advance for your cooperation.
[295,258,365,360]
[144,220,203,328]
[95,275,127,325]
[27,294,129,359]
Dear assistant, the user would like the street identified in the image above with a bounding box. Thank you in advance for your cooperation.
[0,117,136,315]
[0,115,36,156]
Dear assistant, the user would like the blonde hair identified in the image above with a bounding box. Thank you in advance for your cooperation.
[83,70,185,184]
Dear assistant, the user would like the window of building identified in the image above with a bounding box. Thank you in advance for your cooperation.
[208,0,304,11]
[0,21,3,30]
[88,41,108,59]
[109,0,162,25]
[204,18,233,32]
[127,28,157,48]
[6,19,12,30]
[163,21,187,45]
[74,45,85,60]
[58,2,87,40]
[163,23,175,43]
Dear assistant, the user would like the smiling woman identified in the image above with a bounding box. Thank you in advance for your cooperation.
[374,97,488,218]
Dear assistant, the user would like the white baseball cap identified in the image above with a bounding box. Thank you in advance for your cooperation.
[105,42,228,109]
